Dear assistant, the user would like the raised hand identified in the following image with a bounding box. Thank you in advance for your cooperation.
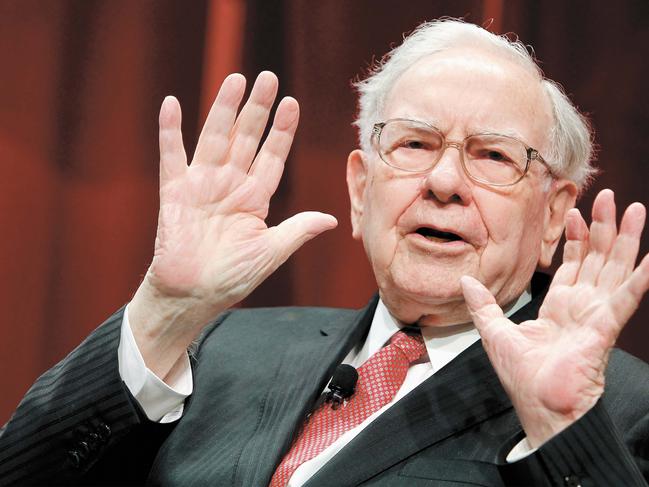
[129,72,337,378]
[461,189,649,447]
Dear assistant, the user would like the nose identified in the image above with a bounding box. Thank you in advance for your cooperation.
[420,142,473,204]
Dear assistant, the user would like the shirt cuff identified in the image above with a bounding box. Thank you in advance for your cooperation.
[118,303,193,423]
[506,436,538,463]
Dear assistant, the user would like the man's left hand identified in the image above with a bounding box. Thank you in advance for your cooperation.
[461,189,649,447]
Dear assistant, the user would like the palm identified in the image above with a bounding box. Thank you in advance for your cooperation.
[495,285,616,417]
[152,163,274,298]
[462,190,649,445]
[145,72,336,317]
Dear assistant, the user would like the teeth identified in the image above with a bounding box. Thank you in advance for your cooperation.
[424,235,453,243]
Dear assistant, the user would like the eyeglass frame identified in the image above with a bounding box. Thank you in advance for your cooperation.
[371,118,555,187]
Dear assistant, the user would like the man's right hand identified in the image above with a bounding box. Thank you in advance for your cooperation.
[128,72,337,380]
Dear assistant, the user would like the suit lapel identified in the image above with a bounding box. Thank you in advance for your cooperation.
[263,296,379,472]
[304,274,549,487]
[294,293,379,419]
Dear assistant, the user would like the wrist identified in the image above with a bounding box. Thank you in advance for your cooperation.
[517,398,599,448]
[128,275,224,379]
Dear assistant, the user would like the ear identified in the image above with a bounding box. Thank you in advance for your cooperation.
[346,149,369,240]
[538,179,578,267]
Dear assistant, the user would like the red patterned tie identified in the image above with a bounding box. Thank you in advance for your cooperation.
[269,330,427,487]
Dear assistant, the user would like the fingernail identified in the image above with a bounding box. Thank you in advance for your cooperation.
[225,73,245,89]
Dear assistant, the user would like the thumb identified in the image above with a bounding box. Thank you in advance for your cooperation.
[272,211,338,261]
[460,275,506,332]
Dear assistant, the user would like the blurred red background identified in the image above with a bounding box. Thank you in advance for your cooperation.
[1,0,648,424]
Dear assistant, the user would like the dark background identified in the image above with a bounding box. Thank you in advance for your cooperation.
[1,0,648,424]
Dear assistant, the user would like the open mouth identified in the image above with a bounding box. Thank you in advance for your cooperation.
[415,227,463,243]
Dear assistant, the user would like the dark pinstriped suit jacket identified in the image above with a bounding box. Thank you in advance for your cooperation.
[2,274,649,486]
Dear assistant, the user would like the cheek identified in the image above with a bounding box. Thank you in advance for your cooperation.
[360,177,418,258]
[477,186,546,246]
[475,189,548,288]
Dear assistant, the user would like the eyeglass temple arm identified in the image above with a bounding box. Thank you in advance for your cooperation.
[528,148,556,177]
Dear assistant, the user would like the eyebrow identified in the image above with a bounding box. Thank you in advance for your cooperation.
[389,114,531,143]
[473,126,527,140]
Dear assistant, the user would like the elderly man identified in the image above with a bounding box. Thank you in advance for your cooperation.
[1,19,648,487]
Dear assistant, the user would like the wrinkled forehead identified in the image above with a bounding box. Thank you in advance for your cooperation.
[383,47,554,152]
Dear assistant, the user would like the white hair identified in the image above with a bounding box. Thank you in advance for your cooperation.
[353,19,596,189]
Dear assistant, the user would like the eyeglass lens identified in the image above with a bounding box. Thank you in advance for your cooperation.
[378,120,529,185]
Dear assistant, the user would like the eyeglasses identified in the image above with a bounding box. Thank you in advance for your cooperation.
[372,118,553,187]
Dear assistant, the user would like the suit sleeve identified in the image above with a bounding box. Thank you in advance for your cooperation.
[499,400,649,487]
[0,307,173,486]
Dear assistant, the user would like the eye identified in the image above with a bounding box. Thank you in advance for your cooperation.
[486,150,508,162]
[475,148,515,165]
[401,139,428,150]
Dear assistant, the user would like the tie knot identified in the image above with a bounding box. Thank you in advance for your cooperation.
[390,330,426,363]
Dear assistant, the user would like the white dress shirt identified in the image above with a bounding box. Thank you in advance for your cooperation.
[118,290,532,484]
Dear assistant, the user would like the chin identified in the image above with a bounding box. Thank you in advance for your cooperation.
[377,267,471,325]
[387,263,470,303]
[380,283,472,326]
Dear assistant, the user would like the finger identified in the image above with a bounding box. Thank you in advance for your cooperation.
[577,189,617,284]
[598,203,646,291]
[159,96,187,184]
[226,71,279,171]
[193,73,247,166]
[552,208,589,287]
[609,252,649,328]
[460,275,507,331]
[271,212,338,264]
[249,96,299,195]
